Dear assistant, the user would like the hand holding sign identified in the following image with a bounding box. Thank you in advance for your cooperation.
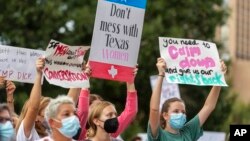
[156,58,167,77]
[220,60,227,74]
[36,57,45,74]
[5,80,16,95]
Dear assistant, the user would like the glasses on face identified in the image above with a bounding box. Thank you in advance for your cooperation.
[0,117,12,123]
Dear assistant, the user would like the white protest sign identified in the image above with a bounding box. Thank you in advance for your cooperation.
[150,75,180,110]
[44,40,90,88]
[136,131,226,141]
[0,45,44,83]
[159,37,227,86]
[197,131,226,141]
[89,0,147,82]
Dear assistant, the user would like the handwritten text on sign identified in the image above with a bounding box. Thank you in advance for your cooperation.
[44,40,90,88]
[159,37,227,86]
[0,45,44,83]
[89,0,146,82]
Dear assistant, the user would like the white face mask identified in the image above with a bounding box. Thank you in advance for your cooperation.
[0,121,14,139]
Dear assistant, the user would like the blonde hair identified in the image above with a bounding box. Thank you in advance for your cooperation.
[87,101,114,138]
[89,94,103,105]
[45,95,74,120]
[15,96,50,137]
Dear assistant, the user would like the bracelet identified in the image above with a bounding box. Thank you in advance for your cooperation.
[158,74,165,77]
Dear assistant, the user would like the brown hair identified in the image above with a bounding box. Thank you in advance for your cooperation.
[15,96,50,137]
[0,103,11,116]
[89,94,103,105]
[160,97,184,129]
[87,101,114,138]
[35,97,51,137]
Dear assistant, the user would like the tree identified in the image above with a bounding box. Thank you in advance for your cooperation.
[0,0,234,140]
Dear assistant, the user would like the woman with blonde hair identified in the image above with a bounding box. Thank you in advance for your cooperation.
[86,101,122,141]
[16,56,85,140]
[37,95,80,141]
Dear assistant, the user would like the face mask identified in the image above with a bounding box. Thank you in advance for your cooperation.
[0,121,14,139]
[101,117,119,133]
[72,127,82,140]
[57,115,80,138]
[168,113,186,130]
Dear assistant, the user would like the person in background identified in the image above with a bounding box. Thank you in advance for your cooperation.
[5,80,19,129]
[147,58,227,141]
[0,103,15,141]
[37,95,80,141]
[0,77,19,129]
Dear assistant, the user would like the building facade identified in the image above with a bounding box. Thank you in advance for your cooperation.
[228,0,250,103]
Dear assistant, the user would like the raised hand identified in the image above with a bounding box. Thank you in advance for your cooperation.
[6,80,16,95]
[36,57,45,74]
[220,60,227,74]
[156,57,167,76]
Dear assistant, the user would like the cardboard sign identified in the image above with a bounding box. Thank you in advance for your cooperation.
[89,0,147,82]
[159,37,227,86]
[0,45,44,83]
[150,75,180,110]
[44,40,90,88]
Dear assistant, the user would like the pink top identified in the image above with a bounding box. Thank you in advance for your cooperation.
[77,89,138,140]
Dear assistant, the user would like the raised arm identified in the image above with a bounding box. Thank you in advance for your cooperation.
[6,80,16,114]
[198,60,227,126]
[78,88,90,140]
[111,66,138,137]
[67,88,81,106]
[23,57,44,137]
[77,62,91,140]
[149,58,166,137]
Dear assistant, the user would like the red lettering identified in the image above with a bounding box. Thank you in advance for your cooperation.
[44,68,88,81]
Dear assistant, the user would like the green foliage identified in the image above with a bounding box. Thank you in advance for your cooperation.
[0,0,235,140]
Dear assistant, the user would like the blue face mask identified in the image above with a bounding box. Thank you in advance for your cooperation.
[0,121,14,139]
[58,115,80,138]
[168,113,186,130]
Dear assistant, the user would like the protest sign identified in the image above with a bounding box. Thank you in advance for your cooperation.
[89,0,147,82]
[159,37,227,86]
[0,45,44,83]
[44,40,90,88]
[197,131,226,141]
[150,75,180,110]
[137,131,226,141]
